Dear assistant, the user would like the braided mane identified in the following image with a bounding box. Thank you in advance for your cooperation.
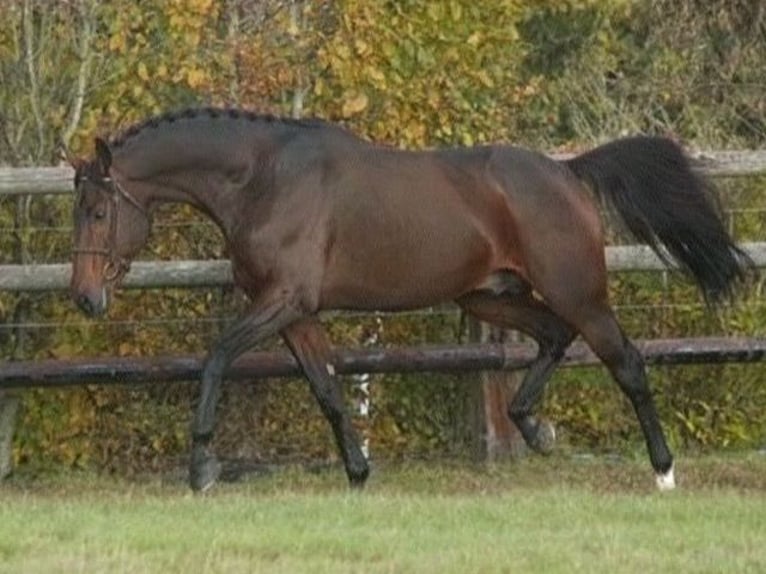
[109,106,329,148]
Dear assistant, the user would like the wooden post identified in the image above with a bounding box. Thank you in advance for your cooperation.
[468,318,527,462]
[0,193,30,479]
[0,392,19,479]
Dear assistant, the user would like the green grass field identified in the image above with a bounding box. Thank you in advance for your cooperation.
[1,453,765,574]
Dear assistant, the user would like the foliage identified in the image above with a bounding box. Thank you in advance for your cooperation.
[311,0,529,147]
[0,0,765,472]
[518,1,766,146]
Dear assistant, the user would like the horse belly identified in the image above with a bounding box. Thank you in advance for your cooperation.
[317,151,522,311]
[319,217,495,311]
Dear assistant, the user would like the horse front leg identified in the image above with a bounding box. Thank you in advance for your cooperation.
[190,297,302,492]
[282,316,370,488]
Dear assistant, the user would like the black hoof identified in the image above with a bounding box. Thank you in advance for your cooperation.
[190,448,221,492]
[529,419,556,454]
[348,461,370,490]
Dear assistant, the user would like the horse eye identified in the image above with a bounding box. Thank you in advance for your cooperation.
[94,209,107,220]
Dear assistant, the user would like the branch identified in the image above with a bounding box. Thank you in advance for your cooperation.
[0,113,22,166]
[22,0,45,161]
[225,0,242,103]
[62,0,95,147]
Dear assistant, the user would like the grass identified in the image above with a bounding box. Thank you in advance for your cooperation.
[1,453,765,574]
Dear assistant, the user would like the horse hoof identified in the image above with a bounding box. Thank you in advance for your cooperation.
[348,463,370,490]
[530,419,556,454]
[190,451,221,493]
[655,463,676,491]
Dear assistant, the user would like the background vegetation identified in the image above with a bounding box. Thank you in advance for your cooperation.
[0,0,764,473]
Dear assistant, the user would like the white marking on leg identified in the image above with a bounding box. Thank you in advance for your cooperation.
[326,363,335,376]
[655,463,676,491]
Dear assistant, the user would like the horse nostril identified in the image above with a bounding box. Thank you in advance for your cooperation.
[77,294,94,316]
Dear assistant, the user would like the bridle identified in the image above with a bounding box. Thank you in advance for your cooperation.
[71,174,149,284]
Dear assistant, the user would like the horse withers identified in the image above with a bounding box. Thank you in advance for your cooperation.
[67,108,751,491]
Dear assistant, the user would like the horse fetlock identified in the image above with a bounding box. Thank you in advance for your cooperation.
[189,445,221,492]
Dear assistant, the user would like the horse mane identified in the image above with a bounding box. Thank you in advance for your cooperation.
[109,106,330,149]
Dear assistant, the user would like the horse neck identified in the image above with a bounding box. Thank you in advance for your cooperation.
[110,120,274,234]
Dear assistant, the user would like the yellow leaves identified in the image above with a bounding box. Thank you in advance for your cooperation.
[366,67,387,89]
[108,33,126,53]
[313,78,326,97]
[191,0,214,12]
[342,92,369,118]
[286,17,300,37]
[333,43,352,63]
[449,1,463,21]
[426,3,444,21]
[185,68,207,89]
[476,70,494,88]
[400,122,427,147]
[168,0,214,26]
[354,39,372,58]
[137,62,150,82]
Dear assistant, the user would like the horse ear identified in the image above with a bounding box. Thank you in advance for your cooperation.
[94,137,112,175]
[57,139,85,171]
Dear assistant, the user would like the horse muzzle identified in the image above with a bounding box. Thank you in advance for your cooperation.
[73,286,108,317]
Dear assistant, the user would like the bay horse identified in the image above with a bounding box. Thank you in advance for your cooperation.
[67,107,750,492]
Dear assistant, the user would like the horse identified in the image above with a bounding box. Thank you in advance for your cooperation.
[66,107,751,492]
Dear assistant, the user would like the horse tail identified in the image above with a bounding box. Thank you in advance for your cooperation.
[562,135,752,303]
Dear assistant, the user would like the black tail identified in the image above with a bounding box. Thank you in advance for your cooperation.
[563,136,752,303]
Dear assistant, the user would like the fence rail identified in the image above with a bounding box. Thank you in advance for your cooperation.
[1,149,765,196]
[1,337,765,390]
[1,242,766,292]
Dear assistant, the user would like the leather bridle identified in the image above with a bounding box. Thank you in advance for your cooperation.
[71,175,149,285]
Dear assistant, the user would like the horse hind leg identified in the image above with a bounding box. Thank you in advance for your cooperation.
[457,286,576,454]
[524,249,675,488]
[566,303,675,490]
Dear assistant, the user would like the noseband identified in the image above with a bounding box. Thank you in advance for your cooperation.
[71,176,149,284]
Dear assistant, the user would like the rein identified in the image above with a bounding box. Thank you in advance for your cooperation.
[71,175,149,284]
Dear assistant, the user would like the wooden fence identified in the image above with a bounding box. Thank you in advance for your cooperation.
[2,337,765,391]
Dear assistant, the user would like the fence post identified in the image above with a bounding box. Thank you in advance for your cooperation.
[0,194,31,479]
[0,391,19,479]
[467,318,526,461]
